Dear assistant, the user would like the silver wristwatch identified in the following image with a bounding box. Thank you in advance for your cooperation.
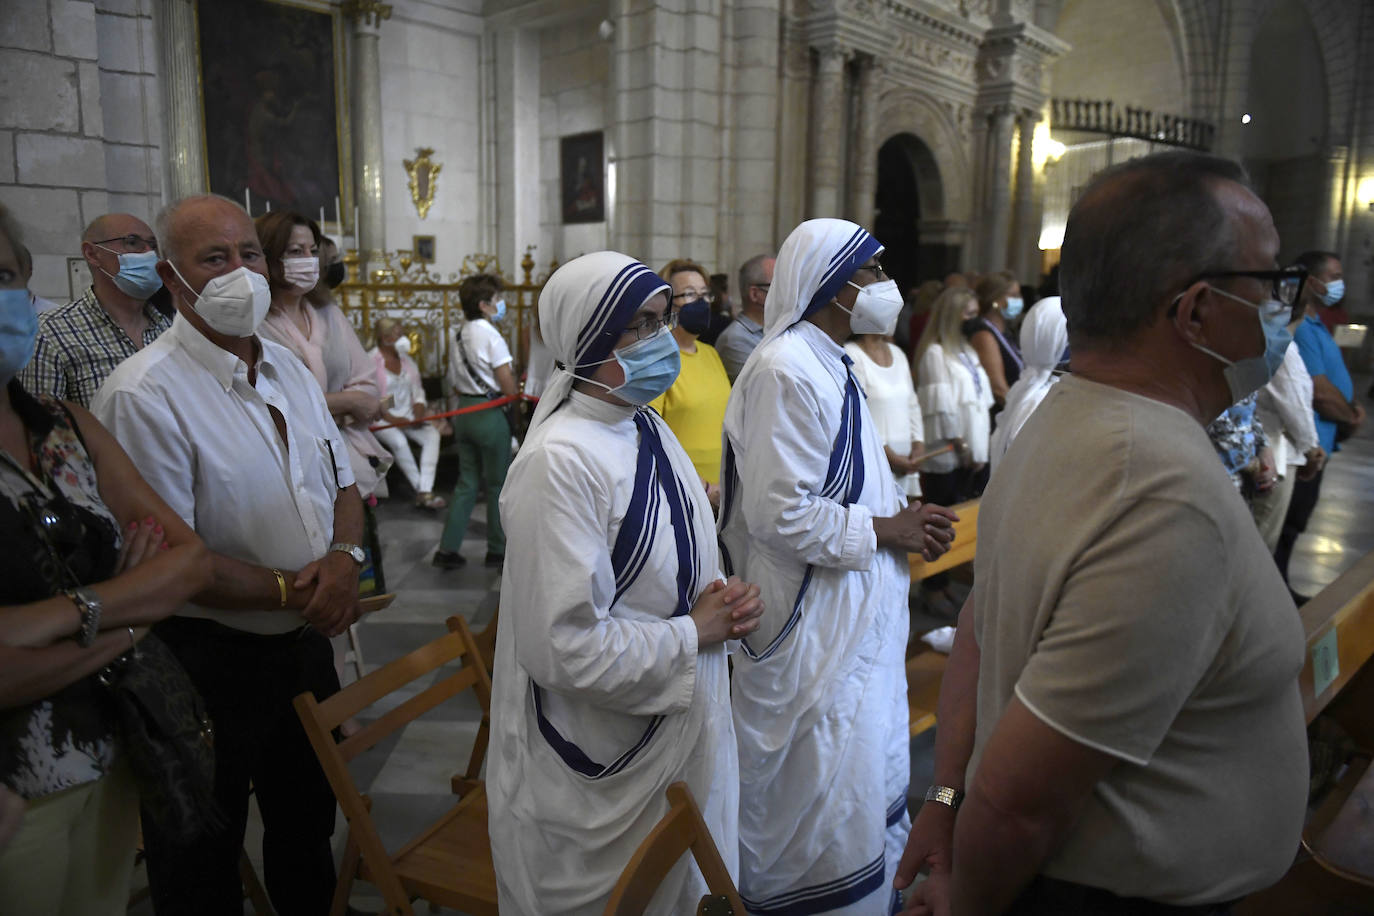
[66,587,103,648]
[924,784,965,810]
[329,542,366,565]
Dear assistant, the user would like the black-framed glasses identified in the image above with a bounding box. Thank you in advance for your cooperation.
[671,288,711,304]
[1195,267,1307,308]
[94,234,158,254]
[857,260,888,280]
[621,309,679,341]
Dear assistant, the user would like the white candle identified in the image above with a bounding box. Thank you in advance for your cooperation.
[319,206,326,234]
[334,196,341,241]
[245,188,251,215]
[265,200,271,212]
[354,206,359,243]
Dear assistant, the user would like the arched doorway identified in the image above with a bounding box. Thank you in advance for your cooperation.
[873,133,953,292]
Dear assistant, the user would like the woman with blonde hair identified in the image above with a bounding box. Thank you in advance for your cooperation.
[969,270,1025,405]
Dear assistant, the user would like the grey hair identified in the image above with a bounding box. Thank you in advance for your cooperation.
[738,253,772,298]
[154,193,246,267]
[1059,151,1251,349]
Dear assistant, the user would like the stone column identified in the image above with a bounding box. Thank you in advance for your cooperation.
[343,1,391,266]
[982,106,1016,269]
[1318,145,1349,253]
[848,56,880,227]
[155,0,207,198]
[809,45,849,218]
[1010,111,1039,279]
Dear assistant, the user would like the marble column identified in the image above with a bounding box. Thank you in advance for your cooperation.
[848,56,880,228]
[155,0,207,199]
[344,1,391,267]
[809,45,849,218]
[1010,111,1040,279]
[982,106,1016,269]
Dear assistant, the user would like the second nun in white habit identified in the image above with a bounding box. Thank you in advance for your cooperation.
[488,251,763,915]
[720,219,957,915]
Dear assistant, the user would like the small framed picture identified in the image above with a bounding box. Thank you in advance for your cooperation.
[413,235,436,263]
[561,131,605,224]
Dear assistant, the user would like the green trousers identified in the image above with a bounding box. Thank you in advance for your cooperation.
[440,395,511,556]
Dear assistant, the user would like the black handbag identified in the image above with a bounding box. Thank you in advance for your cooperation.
[99,632,220,843]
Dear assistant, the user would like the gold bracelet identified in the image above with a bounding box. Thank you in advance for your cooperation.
[271,568,288,609]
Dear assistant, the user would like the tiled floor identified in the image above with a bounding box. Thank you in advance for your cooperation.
[136,378,1374,913]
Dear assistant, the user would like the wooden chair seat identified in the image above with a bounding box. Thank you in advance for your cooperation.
[906,649,947,737]
[1304,755,1374,888]
[361,786,499,912]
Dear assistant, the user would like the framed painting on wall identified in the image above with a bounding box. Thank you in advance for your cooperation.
[560,131,605,224]
[413,235,435,263]
[196,0,352,226]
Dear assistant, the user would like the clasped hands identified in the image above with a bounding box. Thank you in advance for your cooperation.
[874,501,959,562]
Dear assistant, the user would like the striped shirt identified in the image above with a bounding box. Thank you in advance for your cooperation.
[19,287,172,407]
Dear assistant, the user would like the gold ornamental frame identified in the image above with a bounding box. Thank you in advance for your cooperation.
[404,148,441,220]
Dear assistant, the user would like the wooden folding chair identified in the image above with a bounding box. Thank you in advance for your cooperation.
[604,782,746,916]
[447,610,494,799]
[293,615,497,916]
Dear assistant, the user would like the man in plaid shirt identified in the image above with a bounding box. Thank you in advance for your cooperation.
[19,212,170,406]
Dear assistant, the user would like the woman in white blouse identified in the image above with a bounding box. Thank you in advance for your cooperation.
[844,333,923,497]
[912,286,993,507]
[370,318,448,510]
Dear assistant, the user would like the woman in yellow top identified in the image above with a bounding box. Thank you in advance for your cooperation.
[649,259,732,500]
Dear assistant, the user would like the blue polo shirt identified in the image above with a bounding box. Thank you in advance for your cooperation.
[1294,314,1353,453]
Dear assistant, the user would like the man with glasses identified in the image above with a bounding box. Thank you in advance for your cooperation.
[716,253,774,381]
[895,152,1308,916]
[20,213,169,406]
[1272,250,1359,594]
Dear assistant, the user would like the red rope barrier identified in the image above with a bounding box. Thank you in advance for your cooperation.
[368,393,539,431]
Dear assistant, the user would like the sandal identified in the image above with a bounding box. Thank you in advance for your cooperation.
[415,492,448,511]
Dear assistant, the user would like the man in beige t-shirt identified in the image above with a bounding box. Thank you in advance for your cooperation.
[895,152,1308,915]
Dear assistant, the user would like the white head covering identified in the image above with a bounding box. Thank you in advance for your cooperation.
[736,219,883,386]
[526,251,671,435]
[990,296,1068,470]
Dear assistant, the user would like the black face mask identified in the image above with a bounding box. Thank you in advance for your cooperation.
[324,261,346,289]
[678,300,711,335]
[960,317,982,338]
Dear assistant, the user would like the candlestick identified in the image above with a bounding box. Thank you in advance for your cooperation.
[245,188,251,215]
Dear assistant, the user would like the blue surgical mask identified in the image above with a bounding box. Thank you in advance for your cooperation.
[1187,285,1292,404]
[96,247,162,299]
[490,299,507,322]
[1003,296,1024,320]
[0,288,38,384]
[1319,279,1345,307]
[581,325,681,405]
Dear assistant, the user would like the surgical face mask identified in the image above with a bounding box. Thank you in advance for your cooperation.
[282,257,319,293]
[1003,296,1024,320]
[678,299,711,336]
[324,260,346,289]
[578,325,681,405]
[1319,278,1345,307]
[95,246,162,299]
[840,278,903,335]
[169,263,272,338]
[488,299,506,322]
[960,317,982,339]
[0,288,37,383]
[393,335,412,355]
[1186,285,1293,404]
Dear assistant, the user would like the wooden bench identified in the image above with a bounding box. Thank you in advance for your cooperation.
[1239,549,1374,914]
[904,499,980,737]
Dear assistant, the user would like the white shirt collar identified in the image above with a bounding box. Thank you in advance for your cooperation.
[167,312,278,393]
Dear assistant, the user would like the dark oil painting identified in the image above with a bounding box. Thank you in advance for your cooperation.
[560,131,605,224]
[197,0,343,218]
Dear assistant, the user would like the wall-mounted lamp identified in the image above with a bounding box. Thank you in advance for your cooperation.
[1357,177,1374,212]
[1032,122,1066,170]
[1241,113,1252,125]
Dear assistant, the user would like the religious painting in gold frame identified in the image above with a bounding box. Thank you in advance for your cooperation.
[194,0,353,228]
[412,235,436,264]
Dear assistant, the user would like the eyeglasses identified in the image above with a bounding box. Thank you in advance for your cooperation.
[671,288,711,303]
[857,261,888,280]
[621,309,679,341]
[1194,267,1307,308]
[94,234,159,254]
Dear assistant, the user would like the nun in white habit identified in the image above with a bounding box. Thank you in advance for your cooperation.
[719,219,958,915]
[988,296,1068,473]
[489,251,763,915]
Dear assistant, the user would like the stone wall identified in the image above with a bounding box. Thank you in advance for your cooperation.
[1,0,161,302]
[1050,0,1187,117]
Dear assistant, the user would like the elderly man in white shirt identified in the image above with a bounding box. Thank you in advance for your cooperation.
[92,194,364,916]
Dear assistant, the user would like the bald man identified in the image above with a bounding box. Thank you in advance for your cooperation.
[92,195,364,915]
[18,212,169,406]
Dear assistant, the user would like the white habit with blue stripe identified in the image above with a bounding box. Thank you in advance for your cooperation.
[720,220,911,915]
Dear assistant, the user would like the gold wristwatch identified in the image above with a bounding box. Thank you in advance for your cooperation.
[924,785,964,810]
